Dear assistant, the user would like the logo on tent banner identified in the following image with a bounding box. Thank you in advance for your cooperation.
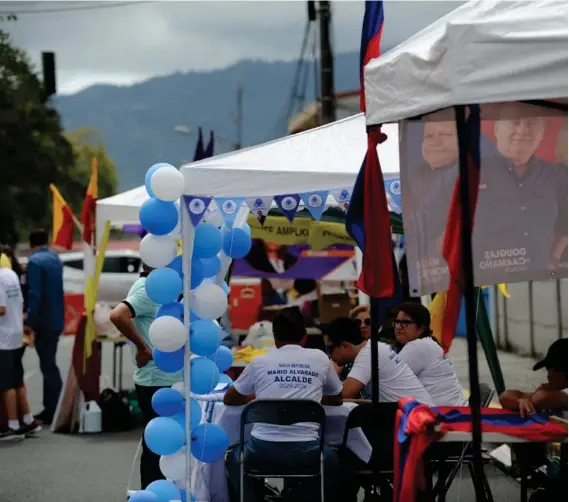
[300,190,328,221]
[330,188,352,212]
[274,194,301,223]
[183,195,212,227]
[245,196,273,225]
[214,197,244,228]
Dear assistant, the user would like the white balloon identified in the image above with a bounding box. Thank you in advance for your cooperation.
[191,282,228,320]
[171,381,185,395]
[149,316,187,352]
[150,166,185,202]
[168,201,182,239]
[160,450,186,481]
[139,234,178,268]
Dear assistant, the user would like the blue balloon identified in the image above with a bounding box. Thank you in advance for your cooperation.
[208,346,233,372]
[171,397,202,430]
[156,302,184,322]
[145,163,170,198]
[219,373,234,386]
[222,227,252,259]
[168,255,183,276]
[129,490,159,502]
[151,388,184,416]
[221,281,229,296]
[191,257,204,290]
[153,347,185,374]
[194,223,222,259]
[145,268,182,305]
[190,357,220,395]
[191,423,230,463]
[144,417,185,456]
[190,309,201,322]
[139,198,178,236]
[240,223,251,236]
[200,255,221,278]
[146,480,180,502]
[190,320,222,357]
[179,489,197,502]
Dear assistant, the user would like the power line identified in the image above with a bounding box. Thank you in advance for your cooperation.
[0,1,152,15]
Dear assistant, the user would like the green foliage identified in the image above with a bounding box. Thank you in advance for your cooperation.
[0,29,118,246]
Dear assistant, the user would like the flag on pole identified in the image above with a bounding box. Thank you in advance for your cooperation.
[205,130,215,158]
[193,127,205,161]
[49,184,75,250]
[80,157,98,244]
[359,0,384,113]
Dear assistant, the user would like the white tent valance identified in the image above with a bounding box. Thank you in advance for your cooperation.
[364,0,568,125]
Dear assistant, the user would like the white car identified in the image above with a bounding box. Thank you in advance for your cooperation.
[21,249,141,306]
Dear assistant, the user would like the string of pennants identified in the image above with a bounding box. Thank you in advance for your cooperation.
[182,176,402,228]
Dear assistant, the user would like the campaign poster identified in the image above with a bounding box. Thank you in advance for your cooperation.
[400,103,568,296]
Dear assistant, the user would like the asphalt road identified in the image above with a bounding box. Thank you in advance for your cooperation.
[0,336,543,502]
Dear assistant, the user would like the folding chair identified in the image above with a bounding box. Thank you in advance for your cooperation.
[432,383,496,502]
[340,402,398,499]
[238,399,326,502]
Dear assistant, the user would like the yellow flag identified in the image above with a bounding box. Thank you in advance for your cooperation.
[481,283,510,298]
[428,291,447,346]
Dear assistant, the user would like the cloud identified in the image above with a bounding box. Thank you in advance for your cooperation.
[4,1,463,94]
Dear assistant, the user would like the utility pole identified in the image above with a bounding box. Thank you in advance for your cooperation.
[318,1,336,125]
[235,82,243,150]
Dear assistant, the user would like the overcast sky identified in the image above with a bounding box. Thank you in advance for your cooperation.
[4,1,463,95]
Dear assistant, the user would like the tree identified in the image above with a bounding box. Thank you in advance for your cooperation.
[0,28,75,245]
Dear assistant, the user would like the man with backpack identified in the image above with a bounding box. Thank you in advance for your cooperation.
[110,264,182,489]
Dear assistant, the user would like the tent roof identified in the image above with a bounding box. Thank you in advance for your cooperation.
[364,0,568,125]
[97,116,400,234]
[180,114,400,196]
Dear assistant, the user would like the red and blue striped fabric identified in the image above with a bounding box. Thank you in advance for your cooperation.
[393,397,568,502]
[346,1,399,307]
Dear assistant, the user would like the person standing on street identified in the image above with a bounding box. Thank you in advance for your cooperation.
[25,230,64,425]
[110,264,182,489]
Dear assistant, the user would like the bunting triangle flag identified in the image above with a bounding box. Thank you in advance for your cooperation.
[214,197,244,228]
[300,190,328,221]
[183,195,212,227]
[385,177,402,213]
[245,196,273,225]
[330,188,352,212]
[274,194,301,223]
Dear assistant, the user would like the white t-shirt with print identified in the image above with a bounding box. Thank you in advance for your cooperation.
[348,341,434,405]
[233,344,343,442]
[0,268,24,350]
[398,337,468,407]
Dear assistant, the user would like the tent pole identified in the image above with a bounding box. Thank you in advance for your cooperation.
[455,105,485,500]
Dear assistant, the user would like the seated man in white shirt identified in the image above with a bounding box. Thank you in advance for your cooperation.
[224,307,343,502]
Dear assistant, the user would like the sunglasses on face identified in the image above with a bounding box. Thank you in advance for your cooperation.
[359,318,371,327]
[392,319,417,328]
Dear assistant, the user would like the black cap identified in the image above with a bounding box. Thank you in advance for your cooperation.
[533,338,568,373]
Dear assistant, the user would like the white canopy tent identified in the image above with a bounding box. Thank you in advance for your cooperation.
[364,0,568,125]
[96,115,400,240]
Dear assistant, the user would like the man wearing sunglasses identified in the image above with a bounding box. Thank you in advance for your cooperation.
[326,318,434,405]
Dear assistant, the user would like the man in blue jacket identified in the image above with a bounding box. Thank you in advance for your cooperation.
[25,229,64,424]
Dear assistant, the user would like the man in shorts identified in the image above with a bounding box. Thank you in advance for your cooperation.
[0,260,41,440]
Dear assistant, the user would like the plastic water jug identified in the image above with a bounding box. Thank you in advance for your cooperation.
[81,400,102,433]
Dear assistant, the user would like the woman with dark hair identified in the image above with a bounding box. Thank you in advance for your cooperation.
[393,303,467,406]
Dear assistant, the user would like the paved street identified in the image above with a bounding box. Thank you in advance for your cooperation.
[0,336,544,502]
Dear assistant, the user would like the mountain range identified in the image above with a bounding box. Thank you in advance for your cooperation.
[53,51,366,192]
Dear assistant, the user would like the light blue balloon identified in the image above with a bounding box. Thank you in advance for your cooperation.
[151,387,184,417]
[145,268,182,305]
[190,309,201,322]
[191,257,204,290]
[222,227,252,259]
[156,302,184,322]
[171,398,202,430]
[221,281,229,296]
[168,255,183,276]
[139,198,178,236]
[179,490,198,502]
[241,223,251,236]
[208,346,233,372]
[190,357,220,395]
[129,490,159,502]
[194,223,222,259]
[146,480,180,502]
[190,320,222,357]
[219,373,233,386]
[191,423,230,463]
[200,255,221,278]
[153,347,185,374]
[145,163,171,198]
[144,417,185,456]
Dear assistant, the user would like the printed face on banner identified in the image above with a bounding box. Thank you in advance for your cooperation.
[245,196,273,224]
[400,103,568,296]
